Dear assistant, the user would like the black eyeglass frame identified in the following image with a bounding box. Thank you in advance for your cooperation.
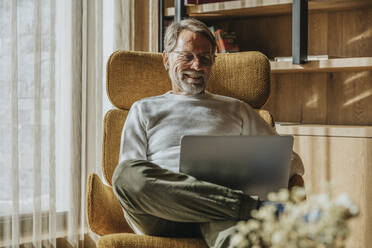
[170,51,216,67]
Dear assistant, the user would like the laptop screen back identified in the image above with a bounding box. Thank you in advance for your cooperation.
[179,135,293,200]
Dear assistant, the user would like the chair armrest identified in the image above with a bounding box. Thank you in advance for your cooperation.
[97,233,207,248]
[86,173,134,236]
[255,109,275,128]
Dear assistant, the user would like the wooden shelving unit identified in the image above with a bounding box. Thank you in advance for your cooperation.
[165,0,372,74]
[276,123,372,138]
[161,1,372,246]
[165,0,292,17]
[270,57,372,73]
[162,0,372,120]
[165,0,372,18]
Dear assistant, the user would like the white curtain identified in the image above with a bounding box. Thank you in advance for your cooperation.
[114,0,159,52]
[0,0,158,247]
[0,0,113,247]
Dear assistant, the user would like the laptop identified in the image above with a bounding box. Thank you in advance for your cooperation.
[179,135,293,200]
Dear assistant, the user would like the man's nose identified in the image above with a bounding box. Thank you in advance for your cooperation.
[190,57,202,71]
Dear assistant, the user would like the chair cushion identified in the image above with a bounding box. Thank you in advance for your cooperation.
[106,51,270,110]
[97,233,208,248]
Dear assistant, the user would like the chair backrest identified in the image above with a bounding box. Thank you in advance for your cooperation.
[102,51,271,185]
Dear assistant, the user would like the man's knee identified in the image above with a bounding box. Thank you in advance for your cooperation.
[112,159,149,196]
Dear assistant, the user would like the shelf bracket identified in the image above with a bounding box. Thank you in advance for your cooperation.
[175,0,187,22]
[292,0,308,64]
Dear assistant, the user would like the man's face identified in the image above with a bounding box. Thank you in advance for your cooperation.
[164,30,214,95]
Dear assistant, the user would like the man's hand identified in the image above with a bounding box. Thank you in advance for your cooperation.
[288,174,304,189]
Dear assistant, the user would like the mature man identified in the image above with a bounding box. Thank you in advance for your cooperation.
[112,18,304,247]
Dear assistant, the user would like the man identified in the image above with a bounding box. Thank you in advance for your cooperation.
[112,18,304,247]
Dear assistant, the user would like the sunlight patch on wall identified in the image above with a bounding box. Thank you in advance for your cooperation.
[347,28,372,45]
[343,90,372,107]
[344,71,370,85]
[305,94,319,108]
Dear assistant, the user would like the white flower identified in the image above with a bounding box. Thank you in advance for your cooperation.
[277,188,289,202]
[231,187,358,248]
[246,219,260,230]
[230,233,247,247]
[268,192,278,201]
[271,231,284,244]
[335,194,359,216]
[291,187,306,203]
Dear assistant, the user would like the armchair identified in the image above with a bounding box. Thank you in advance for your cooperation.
[86,50,304,248]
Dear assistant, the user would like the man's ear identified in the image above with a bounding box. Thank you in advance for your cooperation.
[162,50,169,70]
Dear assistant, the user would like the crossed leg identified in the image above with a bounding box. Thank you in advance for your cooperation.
[112,159,259,247]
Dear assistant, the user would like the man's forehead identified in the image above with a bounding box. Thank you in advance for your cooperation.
[175,30,212,53]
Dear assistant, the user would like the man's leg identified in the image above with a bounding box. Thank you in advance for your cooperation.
[123,209,201,238]
[112,159,258,236]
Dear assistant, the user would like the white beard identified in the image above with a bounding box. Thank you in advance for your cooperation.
[170,69,207,95]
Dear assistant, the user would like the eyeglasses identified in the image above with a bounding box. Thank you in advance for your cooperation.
[171,51,215,66]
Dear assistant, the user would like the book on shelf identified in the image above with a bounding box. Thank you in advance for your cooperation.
[273,55,340,62]
[184,0,233,5]
[214,29,239,53]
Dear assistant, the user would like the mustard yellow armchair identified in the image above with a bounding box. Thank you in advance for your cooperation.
[86,51,304,248]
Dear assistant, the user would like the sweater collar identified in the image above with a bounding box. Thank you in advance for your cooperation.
[164,90,211,99]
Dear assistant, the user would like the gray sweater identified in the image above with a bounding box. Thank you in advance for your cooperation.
[118,91,298,174]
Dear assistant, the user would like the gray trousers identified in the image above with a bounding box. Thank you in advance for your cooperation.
[112,159,259,248]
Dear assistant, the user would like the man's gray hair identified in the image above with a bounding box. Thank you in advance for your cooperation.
[164,18,216,54]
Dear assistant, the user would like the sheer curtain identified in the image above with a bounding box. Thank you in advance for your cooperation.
[0,0,158,247]
[114,0,158,52]
[0,0,110,247]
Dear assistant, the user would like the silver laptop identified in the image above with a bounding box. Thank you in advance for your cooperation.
[179,135,293,200]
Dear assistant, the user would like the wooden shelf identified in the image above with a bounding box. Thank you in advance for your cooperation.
[270,57,372,73]
[165,0,372,18]
[276,124,372,138]
[165,0,292,17]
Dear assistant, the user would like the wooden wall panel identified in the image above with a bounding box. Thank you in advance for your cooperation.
[327,71,372,125]
[301,73,328,123]
[328,8,372,57]
[276,127,372,248]
[366,141,372,248]
[308,12,328,56]
[265,74,302,122]
[264,71,372,125]
[264,73,329,124]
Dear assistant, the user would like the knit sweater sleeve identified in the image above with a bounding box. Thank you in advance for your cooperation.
[118,102,147,163]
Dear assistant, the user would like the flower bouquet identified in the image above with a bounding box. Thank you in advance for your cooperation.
[231,187,359,248]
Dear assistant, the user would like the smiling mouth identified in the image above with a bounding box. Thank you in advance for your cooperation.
[184,74,203,80]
